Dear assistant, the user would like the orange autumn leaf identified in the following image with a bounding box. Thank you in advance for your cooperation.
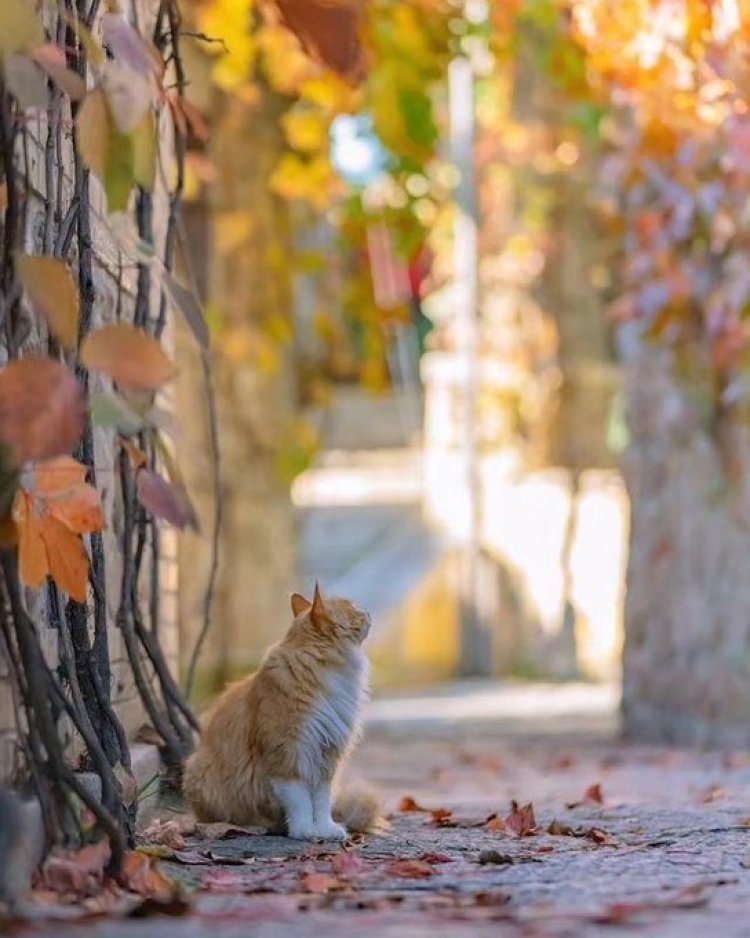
[14,492,48,589]
[39,516,90,603]
[120,851,177,901]
[13,457,105,600]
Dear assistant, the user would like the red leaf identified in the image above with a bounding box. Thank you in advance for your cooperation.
[274,0,364,79]
[0,358,85,464]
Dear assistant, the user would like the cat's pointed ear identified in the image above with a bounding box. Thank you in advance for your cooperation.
[310,581,326,624]
[290,592,311,617]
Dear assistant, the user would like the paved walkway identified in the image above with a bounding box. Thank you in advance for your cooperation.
[23,682,750,937]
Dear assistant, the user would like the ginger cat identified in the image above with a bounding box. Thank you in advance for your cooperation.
[183,585,380,840]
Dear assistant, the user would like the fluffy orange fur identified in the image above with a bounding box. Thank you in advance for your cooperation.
[183,585,381,840]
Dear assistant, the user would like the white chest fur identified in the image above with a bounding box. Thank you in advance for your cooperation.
[297,650,369,783]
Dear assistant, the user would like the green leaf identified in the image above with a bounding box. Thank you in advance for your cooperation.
[76,87,136,213]
[90,390,145,436]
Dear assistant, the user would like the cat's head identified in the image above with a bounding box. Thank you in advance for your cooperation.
[290,583,372,646]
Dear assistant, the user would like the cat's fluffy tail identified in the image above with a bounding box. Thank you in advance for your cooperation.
[333,779,387,834]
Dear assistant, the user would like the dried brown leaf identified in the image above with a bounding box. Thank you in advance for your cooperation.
[385,858,436,879]
[398,795,428,813]
[567,782,605,809]
[503,801,538,837]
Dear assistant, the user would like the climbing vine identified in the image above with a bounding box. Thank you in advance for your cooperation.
[0,0,206,869]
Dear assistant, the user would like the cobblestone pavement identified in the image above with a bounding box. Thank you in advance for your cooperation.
[23,683,750,937]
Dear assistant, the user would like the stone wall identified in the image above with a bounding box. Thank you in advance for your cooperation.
[0,0,179,783]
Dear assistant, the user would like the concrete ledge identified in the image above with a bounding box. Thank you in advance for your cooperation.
[0,740,164,902]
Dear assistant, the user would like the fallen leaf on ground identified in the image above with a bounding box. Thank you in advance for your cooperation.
[37,840,111,896]
[139,819,186,851]
[205,851,254,865]
[547,819,576,836]
[567,783,605,809]
[121,851,177,902]
[385,858,436,879]
[503,801,538,837]
[331,852,364,876]
[584,828,620,847]
[699,785,726,804]
[196,821,266,839]
[398,795,429,813]
[418,852,452,864]
[299,871,340,894]
[429,807,453,825]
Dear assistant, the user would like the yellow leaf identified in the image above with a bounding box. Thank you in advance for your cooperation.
[76,86,136,213]
[0,0,43,57]
[76,87,109,179]
[215,211,255,255]
[281,109,329,152]
[15,254,80,348]
[62,11,106,68]
[133,110,157,190]
[80,324,176,391]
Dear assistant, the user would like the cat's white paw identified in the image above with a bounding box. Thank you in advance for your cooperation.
[314,820,348,841]
[286,823,318,841]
